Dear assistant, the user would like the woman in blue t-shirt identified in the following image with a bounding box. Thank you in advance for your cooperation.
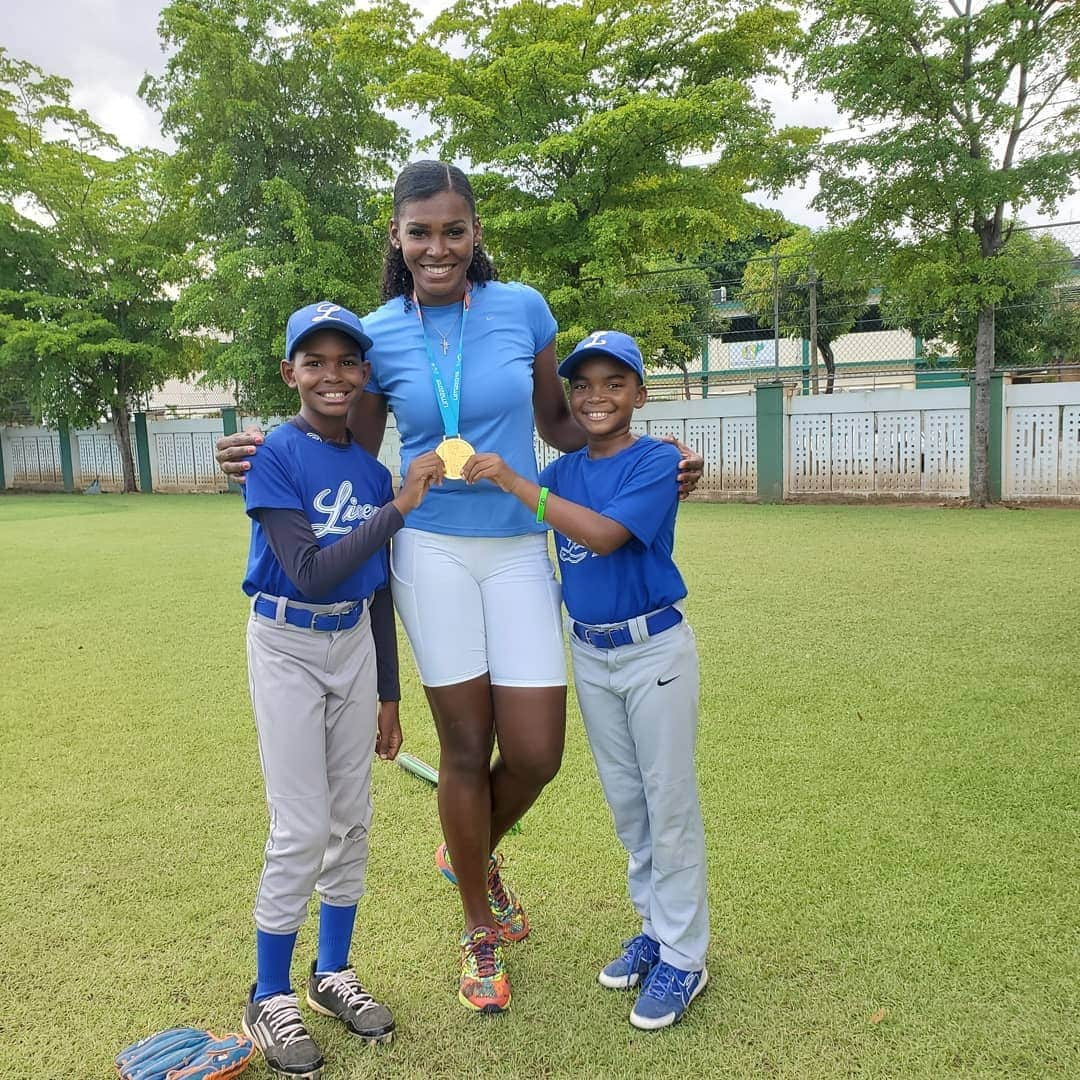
[218,160,702,1014]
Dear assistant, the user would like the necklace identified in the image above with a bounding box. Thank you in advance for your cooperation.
[428,311,462,356]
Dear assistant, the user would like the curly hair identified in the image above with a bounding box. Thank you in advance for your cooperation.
[380,160,498,306]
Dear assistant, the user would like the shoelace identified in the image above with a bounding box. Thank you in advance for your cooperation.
[642,963,680,1002]
[315,969,379,1015]
[622,936,653,971]
[260,994,310,1047]
[487,856,512,914]
[464,931,500,979]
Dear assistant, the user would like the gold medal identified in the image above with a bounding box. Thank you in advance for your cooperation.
[435,436,475,480]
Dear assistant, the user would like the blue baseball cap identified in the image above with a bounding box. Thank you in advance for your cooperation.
[557,331,645,381]
[285,302,373,360]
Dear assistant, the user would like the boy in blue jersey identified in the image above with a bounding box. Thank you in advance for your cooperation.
[240,302,444,1079]
[463,330,709,1031]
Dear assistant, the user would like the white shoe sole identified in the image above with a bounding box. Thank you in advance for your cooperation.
[629,967,709,1031]
[598,968,644,989]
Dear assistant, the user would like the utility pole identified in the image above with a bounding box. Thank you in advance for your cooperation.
[772,254,780,377]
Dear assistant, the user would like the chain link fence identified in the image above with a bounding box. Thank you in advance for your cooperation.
[641,220,1080,401]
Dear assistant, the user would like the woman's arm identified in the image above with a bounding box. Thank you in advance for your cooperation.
[531,341,587,454]
[347,391,390,457]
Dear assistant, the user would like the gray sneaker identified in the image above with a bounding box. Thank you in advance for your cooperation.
[242,986,324,1080]
[306,962,395,1045]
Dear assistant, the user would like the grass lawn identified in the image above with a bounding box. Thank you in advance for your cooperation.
[0,493,1077,1079]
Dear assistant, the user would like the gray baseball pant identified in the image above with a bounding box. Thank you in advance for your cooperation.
[570,618,709,971]
[246,595,377,934]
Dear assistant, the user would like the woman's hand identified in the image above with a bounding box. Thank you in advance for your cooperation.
[215,426,265,482]
[657,436,704,499]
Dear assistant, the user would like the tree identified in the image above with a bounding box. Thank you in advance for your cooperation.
[387,0,813,373]
[0,51,191,491]
[801,0,1080,503]
[141,0,413,414]
[739,227,873,392]
[881,229,1080,368]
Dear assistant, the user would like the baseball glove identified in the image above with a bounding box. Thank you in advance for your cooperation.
[116,1026,254,1080]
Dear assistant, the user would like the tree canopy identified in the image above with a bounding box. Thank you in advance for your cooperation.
[141,0,414,413]
[387,0,815,368]
[0,50,190,490]
[740,227,874,392]
[801,0,1080,501]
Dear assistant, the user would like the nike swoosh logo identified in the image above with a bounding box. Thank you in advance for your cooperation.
[656,675,680,687]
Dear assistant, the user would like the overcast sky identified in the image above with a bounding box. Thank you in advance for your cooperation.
[5,0,1076,231]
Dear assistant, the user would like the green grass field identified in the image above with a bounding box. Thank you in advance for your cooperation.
[1,493,1077,1079]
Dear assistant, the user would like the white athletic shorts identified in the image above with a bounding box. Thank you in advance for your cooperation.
[391,528,566,688]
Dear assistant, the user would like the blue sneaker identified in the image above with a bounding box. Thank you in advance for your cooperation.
[598,934,661,989]
[629,961,708,1030]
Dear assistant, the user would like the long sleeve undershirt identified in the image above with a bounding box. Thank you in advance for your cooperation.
[255,504,404,701]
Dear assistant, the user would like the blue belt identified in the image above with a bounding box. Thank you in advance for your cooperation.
[571,606,683,650]
[253,595,366,632]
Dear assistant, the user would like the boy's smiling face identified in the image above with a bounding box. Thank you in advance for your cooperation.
[282,328,370,434]
[567,355,647,454]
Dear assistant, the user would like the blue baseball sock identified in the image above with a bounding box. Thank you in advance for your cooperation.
[254,929,298,1001]
[316,901,357,974]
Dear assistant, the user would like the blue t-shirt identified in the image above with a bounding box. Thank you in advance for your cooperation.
[363,280,557,537]
[242,422,393,603]
[539,436,687,625]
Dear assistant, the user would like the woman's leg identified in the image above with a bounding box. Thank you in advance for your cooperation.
[489,685,566,845]
[426,675,497,932]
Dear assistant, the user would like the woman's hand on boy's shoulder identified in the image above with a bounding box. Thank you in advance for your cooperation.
[655,435,703,500]
[376,700,402,761]
[215,425,265,483]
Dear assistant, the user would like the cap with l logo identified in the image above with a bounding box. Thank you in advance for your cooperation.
[285,302,373,360]
[557,330,645,381]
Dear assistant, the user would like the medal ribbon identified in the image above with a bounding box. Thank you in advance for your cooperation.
[414,285,471,439]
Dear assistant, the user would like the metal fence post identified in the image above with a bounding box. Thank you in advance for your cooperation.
[772,254,780,376]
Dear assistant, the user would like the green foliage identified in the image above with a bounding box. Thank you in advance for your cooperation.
[0,50,190,487]
[142,0,413,414]
[801,0,1080,499]
[387,0,815,367]
[803,0,1080,247]
[740,226,872,344]
[881,230,1080,367]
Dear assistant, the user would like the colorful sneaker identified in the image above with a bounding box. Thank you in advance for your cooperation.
[487,854,530,943]
[458,926,511,1013]
[629,961,708,1030]
[306,962,395,1045]
[598,933,660,989]
[242,986,325,1079]
[436,843,530,944]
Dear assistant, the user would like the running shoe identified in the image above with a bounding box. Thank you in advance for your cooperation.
[305,962,395,1045]
[458,926,511,1013]
[242,986,324,1079]
[629,961,708,1030]
[598,933,660,990]
[436,843,530,943]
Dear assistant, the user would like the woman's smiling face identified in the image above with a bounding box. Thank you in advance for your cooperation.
[390,189,480,306]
